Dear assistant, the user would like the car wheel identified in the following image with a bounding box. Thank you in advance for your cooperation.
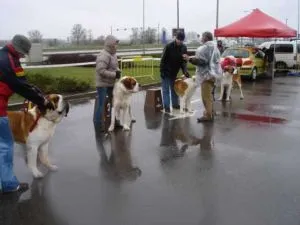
[275,61,287,70]
[251,67,257,80]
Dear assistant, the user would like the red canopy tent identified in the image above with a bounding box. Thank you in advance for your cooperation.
[214,8,297,38]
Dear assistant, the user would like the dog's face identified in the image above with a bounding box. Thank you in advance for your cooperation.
[223,65,234,74]
[41,94,70,121]
[120,76,139,93]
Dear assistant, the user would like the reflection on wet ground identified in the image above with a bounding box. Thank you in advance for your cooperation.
[1,77,300,225]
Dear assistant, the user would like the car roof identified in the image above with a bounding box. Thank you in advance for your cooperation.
[224,47,259,51]
[259,41,296,48]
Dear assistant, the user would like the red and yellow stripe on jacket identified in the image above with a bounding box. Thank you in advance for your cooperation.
[0,44,24,116]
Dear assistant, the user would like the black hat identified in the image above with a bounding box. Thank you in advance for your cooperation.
[176,31,185,41]
[12,34,32,55]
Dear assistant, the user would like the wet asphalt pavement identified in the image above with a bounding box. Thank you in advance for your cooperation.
[1,76,300,225]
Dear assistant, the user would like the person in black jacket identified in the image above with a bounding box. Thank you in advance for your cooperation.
[160,31,190,113]
[0,34,55,195]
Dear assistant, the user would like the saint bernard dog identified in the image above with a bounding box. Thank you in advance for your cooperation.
[108,76,139,132]
[218,56,244,101]
[7,94,70,178]
[174,75,197,114]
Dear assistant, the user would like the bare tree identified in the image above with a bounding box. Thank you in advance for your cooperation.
[71,24,86,45]
[87,29,93,44]
[28,30,43,43]
[94,35,105,45]
[142,27,156,44]
[130,28,140,44]
[186,31,199,41]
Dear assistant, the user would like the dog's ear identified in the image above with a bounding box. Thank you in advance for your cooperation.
[47,94,59,109]
[122,77,136,90]
[130,78,137,89]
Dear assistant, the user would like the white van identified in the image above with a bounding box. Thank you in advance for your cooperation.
[259,40,300,69]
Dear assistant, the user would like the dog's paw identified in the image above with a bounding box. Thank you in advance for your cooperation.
[32,169,44,179]
[240,96,244,100]
[49,164,58,172]
[217,98,222,101]
[108,125,114,132]
[123,125,130,131]
[131,118,136,123]
[226,98,230,102]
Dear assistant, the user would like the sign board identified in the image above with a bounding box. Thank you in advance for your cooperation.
[172,28,185,38]
[28,43,43,63]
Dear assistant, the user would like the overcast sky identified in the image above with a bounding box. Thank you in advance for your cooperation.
[0,0,297,40]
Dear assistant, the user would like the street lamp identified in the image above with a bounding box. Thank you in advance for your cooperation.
[177,0,179,29]
[215,0,219,40]
[216,0,219,29]
[297,0,300,38]
[142,0,145,54]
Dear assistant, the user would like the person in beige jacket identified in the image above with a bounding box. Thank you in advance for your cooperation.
[94,35,121,131]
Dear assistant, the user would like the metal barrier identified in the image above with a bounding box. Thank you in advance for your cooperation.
[120,55,156,80]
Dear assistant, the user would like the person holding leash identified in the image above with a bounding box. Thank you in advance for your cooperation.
[160,31,190,113]
[0,34,55,194]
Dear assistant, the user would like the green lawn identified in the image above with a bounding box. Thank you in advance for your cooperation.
[9,63,196,104]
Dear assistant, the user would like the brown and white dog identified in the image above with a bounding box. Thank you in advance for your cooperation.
[7,94,70,178]
[218,56,244,101]
[174,75,197,114]
[108,76,139,132]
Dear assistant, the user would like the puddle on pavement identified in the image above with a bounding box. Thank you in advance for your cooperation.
[220,112,287,124]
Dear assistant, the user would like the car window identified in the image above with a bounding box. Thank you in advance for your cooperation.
[270,44,293,53]
[255,50,265,59]
[222,49,250,58]
[297,44,300,53]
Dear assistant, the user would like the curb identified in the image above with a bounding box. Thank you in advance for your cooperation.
[7,82,161,110]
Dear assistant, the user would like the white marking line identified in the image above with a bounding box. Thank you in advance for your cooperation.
[161,110,198,120]
[191,99,201,104]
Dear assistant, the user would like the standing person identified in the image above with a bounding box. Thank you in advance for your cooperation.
[94,35,121,131]
[0,34,55,194]
[217,40,224,55]
[183,31,222,122]
[160,31,190,113]
[262,47,275,77]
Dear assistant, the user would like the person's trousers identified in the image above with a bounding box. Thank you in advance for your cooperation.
[94,87,113,126]
[201,79,215,119]
[0,117,19,192]
[161,76,178,109]
[267,62,274,77]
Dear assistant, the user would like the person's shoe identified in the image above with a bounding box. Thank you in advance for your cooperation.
[94,123,105,133]
[197,116,214,123]
[2,183,29,195]
[173,105,180,110]
[164,108,171,113]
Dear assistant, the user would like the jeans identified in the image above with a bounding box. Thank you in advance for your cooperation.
[161,76,178,109]
[0,117,19,192]
[94,87,113,125]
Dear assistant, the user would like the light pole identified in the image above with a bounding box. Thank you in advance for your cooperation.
[297,0,300,38]
[216,0,219,29]
[216,0,219,40]
[177,0,179,29]
[143,0,145,54]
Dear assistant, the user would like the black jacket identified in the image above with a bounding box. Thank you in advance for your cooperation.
[160,41,188,78]
[0,45,46,110]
